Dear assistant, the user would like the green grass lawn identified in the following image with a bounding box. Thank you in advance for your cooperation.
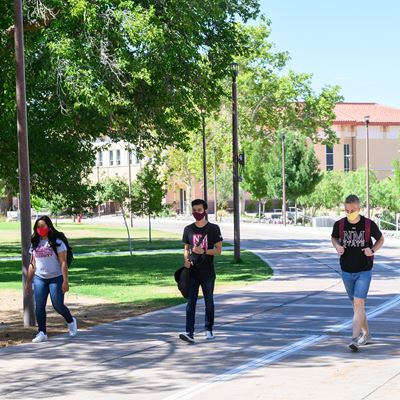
[0,251,272,305]
[0,222,183,256]
[0,221,272,312]
[0,222,231,256]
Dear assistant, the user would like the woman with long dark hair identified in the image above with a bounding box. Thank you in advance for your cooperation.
[25,215,77,343]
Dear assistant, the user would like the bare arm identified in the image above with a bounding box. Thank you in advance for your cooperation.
[58,251,69,293]
[331,237,345,255]
[363,235,384,257]
[184,244,191,268]
[25,257,36,293]
[372,236,384,253]
[205,241,222,256]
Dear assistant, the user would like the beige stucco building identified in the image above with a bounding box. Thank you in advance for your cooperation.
[314,103,400,179]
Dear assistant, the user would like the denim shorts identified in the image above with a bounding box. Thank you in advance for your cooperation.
[341,270,372,300]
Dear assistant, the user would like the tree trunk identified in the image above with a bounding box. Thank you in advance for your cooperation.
[121,206,132,256]
[258,200,262,221]
[148,214,152,242]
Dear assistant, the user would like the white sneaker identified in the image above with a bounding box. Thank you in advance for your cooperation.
[32,331,48,343]
[205,331,215,340]
[357,332,372,346]
[68,317,78,337]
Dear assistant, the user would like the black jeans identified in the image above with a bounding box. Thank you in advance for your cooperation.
[186,272,215,335]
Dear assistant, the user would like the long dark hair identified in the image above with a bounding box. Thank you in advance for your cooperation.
[31,215,65,254]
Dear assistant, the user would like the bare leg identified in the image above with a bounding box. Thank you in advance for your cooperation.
[352,298,366,339]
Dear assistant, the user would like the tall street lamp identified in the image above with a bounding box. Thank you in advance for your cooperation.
[213,144,218,222]
[127,148,133,227]
[230,62,240,262]
[364,115,370,218]
[14,0,35,326]
[281,132,287,226]
[201,109,208,206]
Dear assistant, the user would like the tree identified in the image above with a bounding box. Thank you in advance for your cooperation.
[394,159,400,195]
[372,176,400,214]
[241,139,271,218]
[100,177,132,255]
[130,162,166,242]
[0,0,261,200]
[298,171,344,218]
[265,131,322,205]
[342,168,379,208]
[235,18,343,145]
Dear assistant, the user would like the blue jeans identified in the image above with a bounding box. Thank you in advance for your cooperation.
[186,273,215,335]
[342,270,372,300]
[33,274,73,334]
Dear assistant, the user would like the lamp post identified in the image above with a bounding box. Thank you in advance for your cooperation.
[14,0,35,326]
[201,109,208,206]
[364,116,370,218]
[127,148,133,227]
[213,144,218,222]
[281,132,287,226]
[230,62,240,262]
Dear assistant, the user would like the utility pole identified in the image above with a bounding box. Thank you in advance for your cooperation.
[231,62,240,262]
[14,0,35,326]
[282,132,287,227]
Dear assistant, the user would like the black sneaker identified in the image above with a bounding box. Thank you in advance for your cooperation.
[179,332,195,343]
[348,338,359,352]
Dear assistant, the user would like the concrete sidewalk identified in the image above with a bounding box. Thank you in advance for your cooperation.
[1,231,399,400]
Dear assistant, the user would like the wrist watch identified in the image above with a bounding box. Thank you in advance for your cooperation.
[371,249,375,254]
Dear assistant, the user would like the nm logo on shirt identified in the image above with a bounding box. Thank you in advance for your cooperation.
[343,231,365,247]
[193,234,208,249]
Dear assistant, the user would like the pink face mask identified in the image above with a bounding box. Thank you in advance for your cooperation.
[192,211,206,221]
[36,227,49,237]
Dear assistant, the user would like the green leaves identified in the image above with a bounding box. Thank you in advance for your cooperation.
[263,131,322,203]
[130,161,166,217]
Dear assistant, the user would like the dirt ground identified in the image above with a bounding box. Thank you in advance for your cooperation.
[0,289,169,348]
[0,284,244,348]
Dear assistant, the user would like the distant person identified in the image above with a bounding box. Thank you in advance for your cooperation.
[179,199,223,343]
[331,195,384,351]
[25,216,77,343]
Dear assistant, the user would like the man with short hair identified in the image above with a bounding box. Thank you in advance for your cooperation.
[180,199,223,343]
[331,194,384,351]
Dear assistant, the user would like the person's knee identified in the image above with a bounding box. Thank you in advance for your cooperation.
[353,297,365,309]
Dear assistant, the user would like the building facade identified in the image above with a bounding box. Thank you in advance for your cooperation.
[314,103,400,179]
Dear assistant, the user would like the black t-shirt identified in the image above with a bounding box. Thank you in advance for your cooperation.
[331,216,382,273]
[182,222,223,280]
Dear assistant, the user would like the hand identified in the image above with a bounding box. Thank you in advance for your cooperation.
[192,245,205,255]
[62,280,70,293]
[25,281,32,295]
[184,259,191,268]
[335,245,345,255]
[362,248,374,257]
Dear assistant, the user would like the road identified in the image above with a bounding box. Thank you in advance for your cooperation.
[1,218,399,400]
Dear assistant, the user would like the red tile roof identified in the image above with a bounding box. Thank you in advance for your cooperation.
[334,102,400,126]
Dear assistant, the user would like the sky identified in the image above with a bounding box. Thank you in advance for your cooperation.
[258,0,400,107]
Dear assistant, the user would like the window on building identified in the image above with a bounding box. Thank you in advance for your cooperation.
[344,144,350,172]
[326,145,334,171]
[109,150,114,166]
[116,150,121,165]
[97,151,103,167]
[130,152,139,165]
